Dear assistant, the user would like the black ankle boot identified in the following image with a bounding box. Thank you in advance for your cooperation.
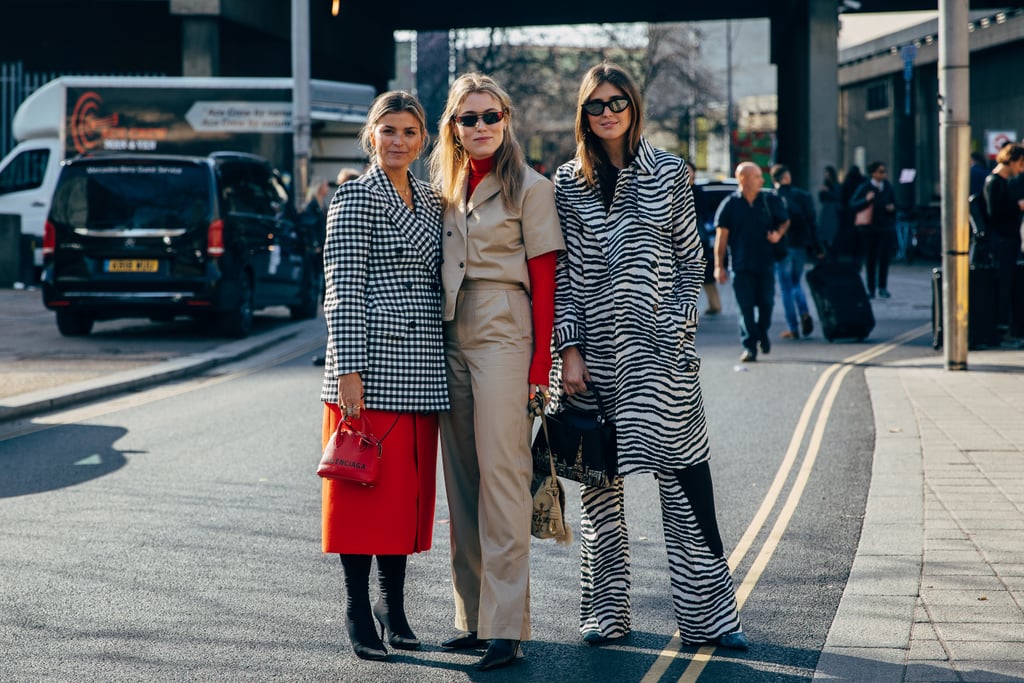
[374,555,420,650]
[339,554,387,661]
[475,639,522,671]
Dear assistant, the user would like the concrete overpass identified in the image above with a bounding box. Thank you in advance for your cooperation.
[1,0,1011,186]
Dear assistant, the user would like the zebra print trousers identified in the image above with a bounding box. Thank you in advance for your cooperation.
[579,464,742,644]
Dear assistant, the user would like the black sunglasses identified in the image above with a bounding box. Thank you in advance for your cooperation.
[453,111,505,127]
[581,96,630,117]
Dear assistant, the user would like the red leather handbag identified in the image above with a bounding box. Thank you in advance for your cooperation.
[317,417,383,487]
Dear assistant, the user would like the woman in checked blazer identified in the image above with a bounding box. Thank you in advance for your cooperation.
[553,63,747,650]
[319,91,449,662]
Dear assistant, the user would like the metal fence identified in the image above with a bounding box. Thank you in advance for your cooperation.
[0,63,60,157]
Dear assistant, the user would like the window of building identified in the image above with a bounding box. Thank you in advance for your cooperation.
[866,81,891,119]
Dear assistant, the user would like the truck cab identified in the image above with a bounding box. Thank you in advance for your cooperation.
[0,139,61,275]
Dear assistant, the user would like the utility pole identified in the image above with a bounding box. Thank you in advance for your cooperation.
[291,0,311,210]
[938,0,970,370]
[726,19,735,172]
[688,26,699,165]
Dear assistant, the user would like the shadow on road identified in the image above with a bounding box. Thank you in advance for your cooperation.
[0,424,137,497]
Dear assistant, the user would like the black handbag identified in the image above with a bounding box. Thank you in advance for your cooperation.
[531,383,617,488]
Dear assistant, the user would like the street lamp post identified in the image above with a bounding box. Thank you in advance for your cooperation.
[938,0,970,370]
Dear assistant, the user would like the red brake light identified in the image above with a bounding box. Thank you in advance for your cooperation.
[43,219,56,256]
[207,219,224,256]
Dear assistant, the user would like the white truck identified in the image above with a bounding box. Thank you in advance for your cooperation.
[0,76,375,278]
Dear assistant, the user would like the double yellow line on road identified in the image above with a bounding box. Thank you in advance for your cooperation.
[643,324,930,683]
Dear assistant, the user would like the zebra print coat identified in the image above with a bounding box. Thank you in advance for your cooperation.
[552,138,710,476]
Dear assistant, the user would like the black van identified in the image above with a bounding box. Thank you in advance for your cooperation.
[42,152,321,337]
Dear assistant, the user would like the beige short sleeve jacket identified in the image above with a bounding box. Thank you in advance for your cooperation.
[441,164,564,321]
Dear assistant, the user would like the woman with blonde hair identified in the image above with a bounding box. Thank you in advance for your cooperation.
[552,62,747,650]
[429,72,564,671]
[320,90,448,661]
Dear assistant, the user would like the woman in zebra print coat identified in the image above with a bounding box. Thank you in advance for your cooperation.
[552,62,748,650]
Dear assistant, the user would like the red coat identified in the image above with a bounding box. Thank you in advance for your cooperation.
[321,404,438,554]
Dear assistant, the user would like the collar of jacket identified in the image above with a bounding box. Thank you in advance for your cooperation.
[364,163,416,205]
[610,136,658,178]
[453,165,503,240]
[463,165,502,213]
[363,164,441,271]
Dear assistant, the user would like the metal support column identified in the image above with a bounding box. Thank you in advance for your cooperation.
[808,0,839,194]
[939,0,970,370]
[291,0,311,209]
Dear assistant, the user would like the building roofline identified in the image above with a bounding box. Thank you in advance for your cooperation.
[839,9,1017,66]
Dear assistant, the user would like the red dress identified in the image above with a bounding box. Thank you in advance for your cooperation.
[321,403,438,554]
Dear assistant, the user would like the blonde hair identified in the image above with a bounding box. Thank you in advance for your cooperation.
[335,168,360,185]
[428,72,525,209]
[358,91,429,161]
[304,178,326,203]
[573,62,645,186]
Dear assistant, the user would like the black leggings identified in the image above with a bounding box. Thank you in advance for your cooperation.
[674,461,725,559]
[861,231,893,293]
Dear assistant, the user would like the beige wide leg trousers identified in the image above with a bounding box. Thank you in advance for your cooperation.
[439,282,534,641]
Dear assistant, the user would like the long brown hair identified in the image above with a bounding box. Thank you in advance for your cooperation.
[573,62,645,186]
[428,72,525,209]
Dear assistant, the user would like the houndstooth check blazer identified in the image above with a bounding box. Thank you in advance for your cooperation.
[319,164,450,412]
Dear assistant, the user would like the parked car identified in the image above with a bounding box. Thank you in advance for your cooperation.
[695,177,740,231]
[694,177,770,246]
[41,152,321,337]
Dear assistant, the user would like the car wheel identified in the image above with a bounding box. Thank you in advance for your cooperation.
[290,270,321,320]
[220,274,254,338]
[56,311,94,337]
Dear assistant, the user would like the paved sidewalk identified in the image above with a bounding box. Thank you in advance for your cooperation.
[816,350,1024,682]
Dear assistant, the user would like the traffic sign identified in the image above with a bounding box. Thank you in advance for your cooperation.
[986,130,1017,159]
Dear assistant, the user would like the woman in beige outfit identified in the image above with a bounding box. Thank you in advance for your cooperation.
[429,72,564,672]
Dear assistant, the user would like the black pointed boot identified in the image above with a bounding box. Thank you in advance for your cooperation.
[373,554,420,650]
[339,554,387,661]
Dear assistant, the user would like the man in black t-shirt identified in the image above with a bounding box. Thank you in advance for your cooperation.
[714,162,790,362]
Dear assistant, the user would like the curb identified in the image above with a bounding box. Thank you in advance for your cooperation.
[814,364,924,680]
[0,319,324,423]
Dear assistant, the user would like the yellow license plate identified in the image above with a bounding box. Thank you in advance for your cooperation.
[106,259,159,273]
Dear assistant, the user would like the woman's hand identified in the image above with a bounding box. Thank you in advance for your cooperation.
[528,384,552,417]
[337,373,364,419]
[560,346,591,396]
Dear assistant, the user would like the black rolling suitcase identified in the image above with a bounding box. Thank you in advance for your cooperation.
[805,262,875,342]
[930,265,999,349]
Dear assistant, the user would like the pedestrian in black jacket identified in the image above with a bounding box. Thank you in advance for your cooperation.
[771,164,819,338]
[818,165,841,255]
[836,165,864,263]
[982,143,1024,336]
[850,161,896,298]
